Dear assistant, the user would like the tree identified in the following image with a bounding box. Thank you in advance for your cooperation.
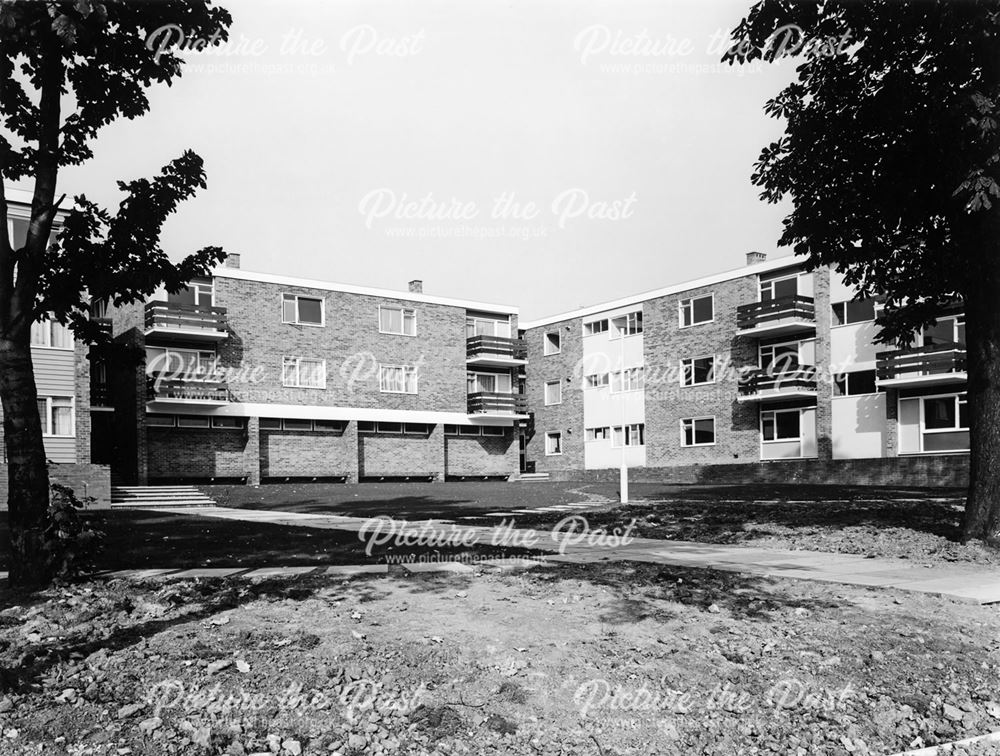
[724,0,1000,545]
[1,0,231,587]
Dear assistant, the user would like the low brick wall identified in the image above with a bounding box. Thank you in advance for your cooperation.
[359,433,443,478]
[148,428,249,481]
[542,455,969,488]
[445,435,518,477]
[261,429,358,481]
[0,463,111,510]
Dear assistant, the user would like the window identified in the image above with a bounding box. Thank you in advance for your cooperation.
[36,397,74,437]
[761,409,801,441]
[586,427,610,442]
[545,431,562,455]
[544,381,562,405]
[917,394,969,452]
[759,273,798,301]
[482,426,505,437]
[921,315,965,347]
[211,417,246,429]
[314,420,347,432]
[458,425,481,436]
[611,424,645,448]
[260,418,282,430]
[167,277,214,308]
[544,332,561,355]
[680,356,715,387]
[146,347,217,379]
[147,414,176,427]
[445,425,505,437]
[681,417,716,447]
[833,370,877,396]
[611,366,644,393]
[379,306,416,336]
[30,320,74,350]
[759,342,801,371]
[467,372,512,394]
[584,319,608,336]
[281,293,324,326]
[177,415,210,428]
[832,299,876,326]
[584,373,609,389]
[466,314,511,338]
[282,357,326,389]
[679,294,714,327]
[283,418,313,431]
[611,312,643,338]
[403,423,431,435]
[379,365,418,394]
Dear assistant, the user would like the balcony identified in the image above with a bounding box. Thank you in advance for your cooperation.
[147,376,230,406]
[876,343,967,389]
[467,391,529,416]
[736,295,816,337]
[466,335,528,367]
[144,301,228,343]
[737,366,818,402]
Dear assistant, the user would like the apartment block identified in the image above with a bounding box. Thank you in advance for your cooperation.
[521,252,969,485]
[0,188,110,509]
[101,256,527,484]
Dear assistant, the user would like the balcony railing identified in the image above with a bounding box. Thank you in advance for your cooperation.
[876,343,967,383]
[736,295,815,332]
[466,335,528,362]
[467,391,528,415]
[738,366,818,397]
[91,381,111,407]
[147,376,230,403]
[145,301,227,337]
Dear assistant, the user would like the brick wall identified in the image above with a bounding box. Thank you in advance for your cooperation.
[358,431,445,478]
[0,463,111,510]
[643,276,762,467]
[147,428,249,481]
[524,316,585,472]
[445,433,518,477]
[260,425,358,481]
[543,455,969,487]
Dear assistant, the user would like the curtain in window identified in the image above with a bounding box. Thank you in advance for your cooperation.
[52,400,72,436]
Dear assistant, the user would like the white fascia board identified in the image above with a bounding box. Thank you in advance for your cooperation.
[148,402,521,426]
[520,254,808,330]
[212,267,518,315]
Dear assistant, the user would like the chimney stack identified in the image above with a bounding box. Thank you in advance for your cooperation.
[224,253,241,269]
[746,251,767,266]
[408,279,423,294]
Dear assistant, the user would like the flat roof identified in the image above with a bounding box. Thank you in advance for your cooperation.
[213,266,519,315]
[519,254,805,329]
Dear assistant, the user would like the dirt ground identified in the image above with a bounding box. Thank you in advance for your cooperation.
[1,562,999,756]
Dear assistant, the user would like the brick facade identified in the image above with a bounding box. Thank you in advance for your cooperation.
[445,433,518,477]
[260,425,358,482]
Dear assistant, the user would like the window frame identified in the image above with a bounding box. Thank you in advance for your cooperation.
[585,426,611,442]
[678,294,715,329]
[543,331,561,356]
[831,298,877,327]
[544,380,563,406]
[37,396,75,437]
[378,305,417,336]
[281,357,327,389]
[679,355,716,387]
[680,416,716,447]
[833,370,878,397]
[610,366,644,394]
[760,408,803,443]
[583,319,609,337]
[30,319,75,351]
[759,272,799,302]
[281,293,326,327]
[611,423,645,448]
[544,431,563,456]
[610,311,643,339]
[379,364,419,394]
[584,373,609,390]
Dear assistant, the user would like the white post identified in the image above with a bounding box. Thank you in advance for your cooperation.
[619,319,629,503]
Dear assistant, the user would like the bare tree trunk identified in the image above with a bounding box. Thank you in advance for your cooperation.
[0,336,50,587]
[962,250,1000,546]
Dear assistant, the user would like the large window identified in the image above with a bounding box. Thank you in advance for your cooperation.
[30,320,74,350]
[544,381,562,405]
[910,393,969,453]
[584,373,609,389]
[146,347,217,379]
[680,356,715,386]
[585,427,610,442]
[680,417,715,447]
[611,311,643,338]
[611,366,644,393]
[466,314,511,338]
[584,319,608,336]
[679,294,714,327]
[545,431,563,455]
[380,365,419,394]
[761,408,801,441]
[921,314,965,347]
[282,357,326,389]
[833,370,877,396]
[36,396,74,437]
[167,277,214,308]
[759,273,798,301]
[467,372,512,394]
[611,424,645,448]
[281,293,324,326]
[380,306,416,336]
[832,299,876,326]
[759,342,801,371]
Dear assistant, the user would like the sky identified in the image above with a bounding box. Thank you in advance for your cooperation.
[44,0,799,320]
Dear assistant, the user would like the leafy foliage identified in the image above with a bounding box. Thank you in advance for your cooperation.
[43,483,104,580]
[723,0,1000,345]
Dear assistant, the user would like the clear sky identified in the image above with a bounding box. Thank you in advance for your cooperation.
[47,0,798,320]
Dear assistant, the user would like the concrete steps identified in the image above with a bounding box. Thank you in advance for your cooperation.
[517,472,551,482]
[111,485,217,509]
